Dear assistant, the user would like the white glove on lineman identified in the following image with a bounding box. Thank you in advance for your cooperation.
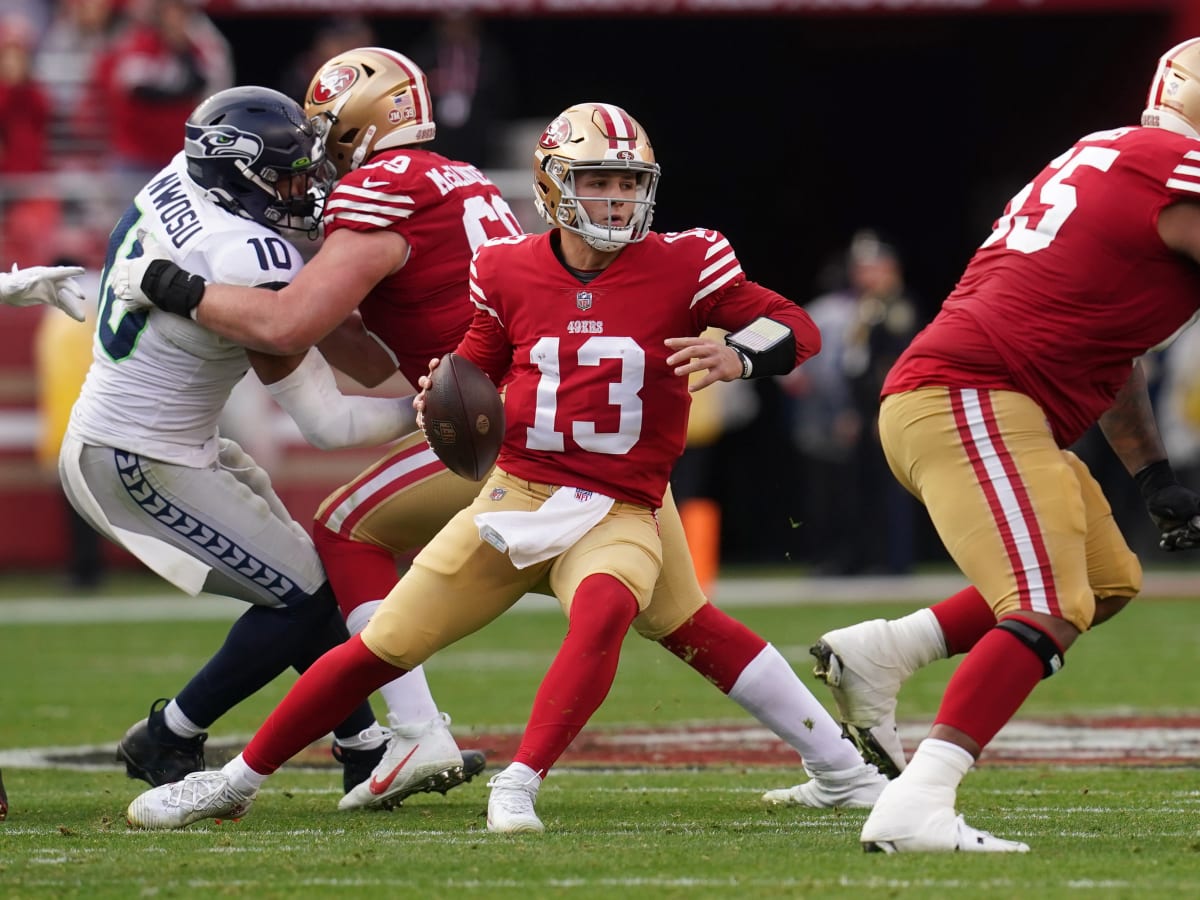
[109,230,169,312]
[0,263,87,321]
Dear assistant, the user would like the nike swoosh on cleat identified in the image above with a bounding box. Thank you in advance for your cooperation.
[367,745,421,795]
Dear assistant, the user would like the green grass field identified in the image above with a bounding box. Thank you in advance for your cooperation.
[2,571,1199,898]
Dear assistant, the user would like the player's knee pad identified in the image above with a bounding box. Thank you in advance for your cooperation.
[996,617,1065,679]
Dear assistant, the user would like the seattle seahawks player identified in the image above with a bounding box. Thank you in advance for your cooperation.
[62,86,409,792]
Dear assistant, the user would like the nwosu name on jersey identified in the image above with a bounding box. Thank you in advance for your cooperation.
[144,169,202,248]
[321,148,523,386]
[459,228,818,510]
[884,124,1200,447]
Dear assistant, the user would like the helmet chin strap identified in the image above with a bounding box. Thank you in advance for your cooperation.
[350,125,377,172]
[1142,107,1200,139]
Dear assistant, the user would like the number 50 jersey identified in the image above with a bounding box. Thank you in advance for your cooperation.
[886,125,1200,447]
[460,228,820,510]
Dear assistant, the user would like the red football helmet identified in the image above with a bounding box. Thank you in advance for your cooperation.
[1142,38,1200,138]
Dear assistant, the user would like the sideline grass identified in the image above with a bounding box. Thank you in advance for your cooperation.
[2,574,1200,897]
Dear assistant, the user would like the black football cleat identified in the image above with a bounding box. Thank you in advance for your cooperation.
[332,740,389,795]
[116,698,208,787]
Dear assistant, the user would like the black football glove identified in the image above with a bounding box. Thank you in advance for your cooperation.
[1134,460,1200,551]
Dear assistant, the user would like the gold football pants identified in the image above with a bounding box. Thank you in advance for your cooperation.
[879,387,1141,632]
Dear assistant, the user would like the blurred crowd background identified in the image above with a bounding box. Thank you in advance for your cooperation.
[3,0,1200,589]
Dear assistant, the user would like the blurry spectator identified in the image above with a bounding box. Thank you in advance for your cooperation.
[781,230,920,574]
[88,0,232,174]
[277,16,375,103]
[0,14,57,268]
[35,240,107,589]
[409,10,514,168]
[0,14,51,175]
[33,0,123,167]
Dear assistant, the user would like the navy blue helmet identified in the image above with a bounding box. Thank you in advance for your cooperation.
[184,86,335,233]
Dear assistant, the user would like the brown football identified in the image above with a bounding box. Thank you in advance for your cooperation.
[423,352,504,481]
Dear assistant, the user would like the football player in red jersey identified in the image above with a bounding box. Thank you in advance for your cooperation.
[767,38,1200,854]
[123,100,901,833]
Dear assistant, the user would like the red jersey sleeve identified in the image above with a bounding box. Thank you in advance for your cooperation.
[454,238,520,384]
[668,228,820,368]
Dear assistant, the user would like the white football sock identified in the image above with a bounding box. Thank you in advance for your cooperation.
[163,699,204,739]
[728,644,864,772]
[222,753,268,793]
[903,737,974,792]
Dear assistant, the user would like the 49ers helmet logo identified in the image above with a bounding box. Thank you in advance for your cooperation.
[311,65,358,104]
[539,115,571,149]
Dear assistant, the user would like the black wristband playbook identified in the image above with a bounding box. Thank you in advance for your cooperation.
[724,316,795,379]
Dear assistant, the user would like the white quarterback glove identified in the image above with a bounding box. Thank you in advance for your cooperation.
[0,263,87,321]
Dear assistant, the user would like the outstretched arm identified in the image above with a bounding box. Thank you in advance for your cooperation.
[0,264,87,321]
[113,229,408,355]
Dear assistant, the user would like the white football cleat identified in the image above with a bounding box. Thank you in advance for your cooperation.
[486,764,543,834]
[337,713,469,811]
[761,761,887,809]
[126,771,254,830]
[862,808,1029,854]
[859,774,1028,853]
[811,619,910,777]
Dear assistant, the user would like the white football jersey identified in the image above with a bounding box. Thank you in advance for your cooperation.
[68,153,306,467]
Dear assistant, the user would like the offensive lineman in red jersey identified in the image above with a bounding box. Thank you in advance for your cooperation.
[122,100,900,833]
[769,38,1200,853]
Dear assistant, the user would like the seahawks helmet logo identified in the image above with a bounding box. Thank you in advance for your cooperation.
[184,124,263,163]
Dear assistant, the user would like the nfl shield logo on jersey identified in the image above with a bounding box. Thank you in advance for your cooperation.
[576,291,593,312]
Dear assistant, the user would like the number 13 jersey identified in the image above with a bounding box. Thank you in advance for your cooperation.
[460,229,819,509]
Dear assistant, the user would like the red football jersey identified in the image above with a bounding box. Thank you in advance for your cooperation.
[322,148,522,385]
[457,229,819,508]
[884,125,1200,446]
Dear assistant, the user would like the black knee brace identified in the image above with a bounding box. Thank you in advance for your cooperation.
[996,617,1064,679]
